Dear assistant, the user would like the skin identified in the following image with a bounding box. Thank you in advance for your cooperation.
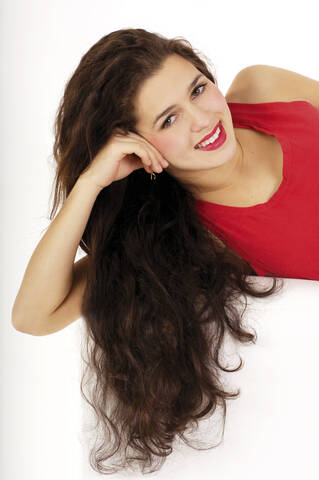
[134,53,249,200]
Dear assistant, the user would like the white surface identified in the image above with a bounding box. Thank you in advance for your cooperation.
[2,0,319,479]
[80,276,319,479]
[6,276,319,479]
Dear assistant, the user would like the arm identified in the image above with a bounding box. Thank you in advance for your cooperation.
[11,174,102,335]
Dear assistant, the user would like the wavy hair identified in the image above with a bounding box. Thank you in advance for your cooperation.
[50,28,283,475]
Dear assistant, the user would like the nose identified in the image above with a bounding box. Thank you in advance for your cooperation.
[189,104,212,133]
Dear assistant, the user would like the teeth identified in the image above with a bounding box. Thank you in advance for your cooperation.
[197,126,221,148]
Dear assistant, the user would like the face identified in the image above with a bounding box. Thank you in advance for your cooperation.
[134,54,241,192]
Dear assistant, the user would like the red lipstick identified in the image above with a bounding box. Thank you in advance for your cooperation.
[195,121,221,148]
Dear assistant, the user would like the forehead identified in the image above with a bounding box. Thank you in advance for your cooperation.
[135,54,201,128]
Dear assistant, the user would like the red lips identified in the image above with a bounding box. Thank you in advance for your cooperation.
[195,121,221,148]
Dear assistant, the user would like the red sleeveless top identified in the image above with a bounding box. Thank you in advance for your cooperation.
[195,101,319,280]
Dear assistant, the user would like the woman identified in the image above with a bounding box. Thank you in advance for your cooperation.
[14,27,314,474]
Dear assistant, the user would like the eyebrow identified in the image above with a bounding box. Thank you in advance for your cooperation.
[152,73,203,128]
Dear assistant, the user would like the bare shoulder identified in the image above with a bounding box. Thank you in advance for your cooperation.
[225,64,319,109]
[225,65,260,102]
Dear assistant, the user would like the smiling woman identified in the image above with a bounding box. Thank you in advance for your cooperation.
[12,28,284,475]
[133,52,244,189]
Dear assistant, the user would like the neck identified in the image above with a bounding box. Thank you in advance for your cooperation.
[180,134,246,201]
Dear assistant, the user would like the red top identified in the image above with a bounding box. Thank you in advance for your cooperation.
[195,101,319,280]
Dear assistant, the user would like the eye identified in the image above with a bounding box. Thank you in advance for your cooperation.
[191,83,206,97]
[161,83,207,129]
[161,114,176,129]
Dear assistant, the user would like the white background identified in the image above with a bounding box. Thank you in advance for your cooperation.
[2,0,319,478]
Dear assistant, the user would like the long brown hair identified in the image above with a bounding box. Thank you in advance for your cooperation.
[50,28,283,475]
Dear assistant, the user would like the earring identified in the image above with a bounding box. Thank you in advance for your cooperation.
[150,172,156,181]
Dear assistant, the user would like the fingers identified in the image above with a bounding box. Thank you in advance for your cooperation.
[123,143,162,174]
[129,132,168,165]
[138,141,169,173]
[115,132,169,174]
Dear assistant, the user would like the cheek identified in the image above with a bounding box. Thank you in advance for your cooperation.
[206,86,226,111]
[149,134,185,157]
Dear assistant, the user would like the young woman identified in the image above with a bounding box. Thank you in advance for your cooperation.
[11,28,318,474]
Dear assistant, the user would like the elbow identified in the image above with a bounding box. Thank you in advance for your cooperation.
[11,316,34,335]
[11,307,25,332]
[11,310,45,336]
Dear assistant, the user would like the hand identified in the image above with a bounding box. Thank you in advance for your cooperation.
[81,130,169,190]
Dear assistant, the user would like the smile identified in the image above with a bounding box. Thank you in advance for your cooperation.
[194,121,221,149]
[195,121,226,151]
